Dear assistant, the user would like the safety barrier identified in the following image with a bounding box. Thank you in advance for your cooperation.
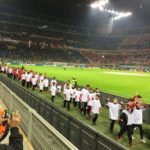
[0,74,128,150]
[0,81,78,150]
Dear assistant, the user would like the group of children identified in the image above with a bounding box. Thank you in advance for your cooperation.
[63,83,102,125]
[0,65,148,147]
[106,95,147,147]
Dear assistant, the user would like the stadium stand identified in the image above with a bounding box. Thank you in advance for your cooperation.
[0,6,150,67]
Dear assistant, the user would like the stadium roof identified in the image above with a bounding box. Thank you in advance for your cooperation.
[0,0,149,25]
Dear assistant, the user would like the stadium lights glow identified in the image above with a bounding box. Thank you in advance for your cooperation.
[114,12,132,20]
[90,0,109,9]
[90,0,132,20]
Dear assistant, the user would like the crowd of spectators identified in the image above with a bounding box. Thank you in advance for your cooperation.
[120,35,150,50]
[81,49,150,67]
[0,43,89,64]
[0,6,150,67]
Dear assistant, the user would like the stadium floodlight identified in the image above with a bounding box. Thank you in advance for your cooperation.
[110,10,115,14]
[90,0,132,20]
[91,3,98,9]
[90,0,109,9]
[99,6,104,11]
[115,11,119,15]
[113,12,132,20]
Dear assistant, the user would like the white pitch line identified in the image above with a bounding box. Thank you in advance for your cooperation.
[104,72,150,77]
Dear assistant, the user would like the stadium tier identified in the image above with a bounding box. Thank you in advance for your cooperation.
[0,7,149,67]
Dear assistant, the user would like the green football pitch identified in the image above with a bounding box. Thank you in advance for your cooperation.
[14,65,150,103]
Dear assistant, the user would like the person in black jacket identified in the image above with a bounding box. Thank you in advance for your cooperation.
[0,111,23,150]
[117,103,134,148]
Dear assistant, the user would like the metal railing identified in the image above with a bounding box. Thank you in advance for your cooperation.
[0,81,78,150]
[0,74,128,150]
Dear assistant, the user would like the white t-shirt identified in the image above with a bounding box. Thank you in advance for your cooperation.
[43,79,49,87]
[64,89,71,101]
[57,85,62,93]
[92,100,101,114]
[71,88,76,98]
[26,74,31,82]
[8,68,12,73]
[16,69,18,75]
[50,85,57,96]
[35,74,39,81]
[21,74,26,80]
[1,67,4,72]
[107,102,121,120]
[29,73,33,78]
[81,88,89,102]
[88,93,94,106]
[51,79,57,86]
[39,75,44,83]
[39,82,44,90]
[32,78,37,85]
[75,90,81,102]
[133,108,143,125]
[122,110,134,125]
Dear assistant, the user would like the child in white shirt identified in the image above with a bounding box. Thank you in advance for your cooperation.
[64,84,71,110]
[39,80,44,92]
[92,94,102,125]
[50,82,57,103]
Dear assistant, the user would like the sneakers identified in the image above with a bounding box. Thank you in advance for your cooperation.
[129,144,135,148]
[140,139,146,143]
[116,136,122,142]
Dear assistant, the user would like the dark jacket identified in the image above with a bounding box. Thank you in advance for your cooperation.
[0,127,23,150]
[119,112,128,127]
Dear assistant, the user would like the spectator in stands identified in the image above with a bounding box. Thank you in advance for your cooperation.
[0,111,23,150]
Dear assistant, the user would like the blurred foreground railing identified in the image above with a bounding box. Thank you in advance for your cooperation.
[0,81,78,150]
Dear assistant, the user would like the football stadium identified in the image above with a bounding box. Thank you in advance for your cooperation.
[0,0,149,150]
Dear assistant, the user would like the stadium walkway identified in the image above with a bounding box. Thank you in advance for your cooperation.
[0,99,34,150]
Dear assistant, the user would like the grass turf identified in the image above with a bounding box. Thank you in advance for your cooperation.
[13,65,150,103]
